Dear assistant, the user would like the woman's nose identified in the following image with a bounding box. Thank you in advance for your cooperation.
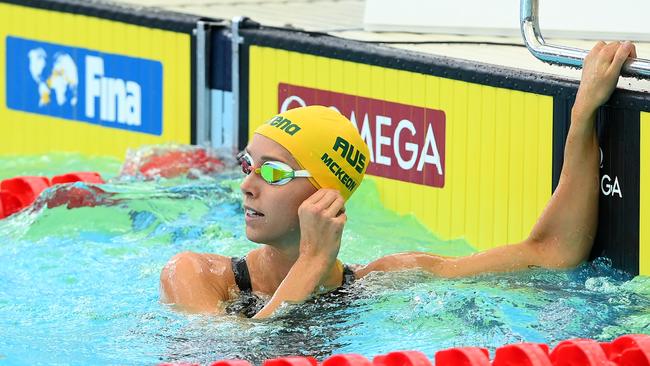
[240,171,260,198]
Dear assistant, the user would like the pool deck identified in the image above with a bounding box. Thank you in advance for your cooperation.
[109,0,650,93]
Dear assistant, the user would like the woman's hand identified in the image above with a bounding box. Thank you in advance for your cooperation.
[252,189,347,319]
[574,41,636,116]
[297,189,346,266]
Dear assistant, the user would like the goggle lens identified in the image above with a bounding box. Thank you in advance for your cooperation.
[237,152,254,175]
[260,163,293,185]
[237,151,308,185]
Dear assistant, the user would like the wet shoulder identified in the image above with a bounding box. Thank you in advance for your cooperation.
[201,253,238,299]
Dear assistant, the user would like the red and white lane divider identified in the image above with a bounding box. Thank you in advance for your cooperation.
[0,172,104,219]
[0,147,227,219]
[159,333,650,366]
[121,147,225,180]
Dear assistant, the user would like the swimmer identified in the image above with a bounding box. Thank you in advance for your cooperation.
[160,41,637,319]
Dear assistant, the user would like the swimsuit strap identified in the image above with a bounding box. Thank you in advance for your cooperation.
[232,256,354,292]
[342,264,356,286]
[231,256,252,293]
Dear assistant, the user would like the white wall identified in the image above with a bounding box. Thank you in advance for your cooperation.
[364,0,650,41]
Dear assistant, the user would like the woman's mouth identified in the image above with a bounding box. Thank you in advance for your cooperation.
[245,207,265,218]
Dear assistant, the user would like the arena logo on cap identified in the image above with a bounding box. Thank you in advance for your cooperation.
[267,115,301,135]
[278,83,445,188]
[5,36,163,135]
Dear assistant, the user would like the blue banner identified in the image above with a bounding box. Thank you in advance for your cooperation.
[5,36,163,135]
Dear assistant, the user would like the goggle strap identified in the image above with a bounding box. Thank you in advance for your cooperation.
[292,170,311,178]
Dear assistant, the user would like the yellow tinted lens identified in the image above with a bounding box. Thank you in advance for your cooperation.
[260,163,292,184]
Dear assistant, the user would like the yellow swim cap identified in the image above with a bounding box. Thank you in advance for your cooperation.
[254,105,369,201]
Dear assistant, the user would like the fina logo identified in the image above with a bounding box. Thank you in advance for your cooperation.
[85,55,141,126]
[27,48,141,126]
[27,48,79,108]
[7,36,163,135]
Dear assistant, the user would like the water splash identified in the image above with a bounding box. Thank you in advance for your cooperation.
[0,153,648,365]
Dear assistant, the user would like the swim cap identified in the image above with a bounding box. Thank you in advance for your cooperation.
[254,105,369,201]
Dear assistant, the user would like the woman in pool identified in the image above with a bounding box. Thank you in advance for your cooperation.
[160,41,637,319]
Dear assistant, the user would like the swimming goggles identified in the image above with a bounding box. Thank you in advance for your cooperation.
[236,151,311,185]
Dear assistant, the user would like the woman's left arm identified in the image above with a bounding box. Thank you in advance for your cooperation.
[357,41,637,280]
[355,241,553,279]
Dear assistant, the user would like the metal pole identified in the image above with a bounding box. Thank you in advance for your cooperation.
[520,0,650,78]
[230,16,245,154]
[195,20,211,145]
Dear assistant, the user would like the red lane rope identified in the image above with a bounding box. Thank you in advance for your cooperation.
[159,334,650,366]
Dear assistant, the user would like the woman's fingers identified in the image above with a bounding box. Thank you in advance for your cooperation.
[629,42,638,59]
[609,41,635,75]
[323,195,345,218]
[311,189,339,211]
[304,189,327,205]
[599,41,621,62]
[314,190,345,218]
[333,212,347,226]
[301,189,345,217]
[592,40,606,53]
[302,189,345,218]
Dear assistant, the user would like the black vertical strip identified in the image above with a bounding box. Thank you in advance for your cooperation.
[190,31,197,145]
[554,97,641,275]
[210,30,232,91]
[551,96,574,191]
[238,43,250,151]
[591,108,641,275]
[205,25,212,97]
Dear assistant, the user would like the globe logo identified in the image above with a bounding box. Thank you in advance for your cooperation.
[7,36,162,135]
[27,47,78,107]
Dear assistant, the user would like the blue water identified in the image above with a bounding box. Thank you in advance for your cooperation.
[0,151,649,366]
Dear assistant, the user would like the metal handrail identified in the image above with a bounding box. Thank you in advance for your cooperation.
[520,0,650,78]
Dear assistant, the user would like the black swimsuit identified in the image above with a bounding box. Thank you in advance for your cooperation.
[225,256,356,318]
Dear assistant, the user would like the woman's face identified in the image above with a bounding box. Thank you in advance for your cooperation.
[240,134,318,247]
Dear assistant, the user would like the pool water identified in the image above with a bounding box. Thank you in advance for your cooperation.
[0,151,649,366]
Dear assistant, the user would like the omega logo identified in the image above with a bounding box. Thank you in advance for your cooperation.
[599,147,622,198]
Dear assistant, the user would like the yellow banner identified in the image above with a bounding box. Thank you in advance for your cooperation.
[641,111,650,275]
[0,3,191,158]
[248,45,554,251]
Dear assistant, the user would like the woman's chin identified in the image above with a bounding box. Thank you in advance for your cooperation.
[245,227,268,244]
